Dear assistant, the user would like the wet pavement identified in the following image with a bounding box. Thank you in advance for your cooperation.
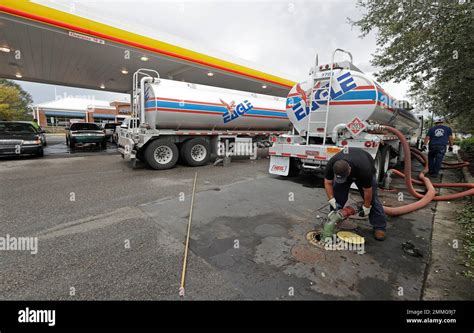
[0,150,438,300]
[43,134,118,157]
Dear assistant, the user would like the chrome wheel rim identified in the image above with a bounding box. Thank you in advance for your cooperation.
[374,152,381,179]
[191,144,206,162]
[383,151,390,174]
[154,146,173,164]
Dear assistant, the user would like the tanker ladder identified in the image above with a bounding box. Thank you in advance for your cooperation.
[302,49,353,171]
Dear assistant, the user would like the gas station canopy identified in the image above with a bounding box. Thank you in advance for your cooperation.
[0,0,295,97]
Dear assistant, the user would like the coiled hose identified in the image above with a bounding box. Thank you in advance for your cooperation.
[379,125,473,216]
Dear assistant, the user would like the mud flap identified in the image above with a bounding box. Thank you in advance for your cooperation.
[269,155,290,176]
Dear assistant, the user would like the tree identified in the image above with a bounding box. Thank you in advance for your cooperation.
[0,79,33,121]
[350,0,474,133]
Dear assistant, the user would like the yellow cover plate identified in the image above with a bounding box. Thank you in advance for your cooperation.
[336,231,365,245]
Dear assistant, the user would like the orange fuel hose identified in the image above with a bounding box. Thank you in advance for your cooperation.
[442,161,470,168]
[380,126,435,216]
[379,125,473,216]
[389,169,473,188]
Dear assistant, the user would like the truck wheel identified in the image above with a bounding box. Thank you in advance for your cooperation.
[381,145,391,177]
[375,145,390,182]
[69,139,75,149]
[180,138,211,167]
[144,139,179,170]
[287,158,300,177]
[136,149,144,162]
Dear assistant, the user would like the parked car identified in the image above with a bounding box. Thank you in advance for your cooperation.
[68,119,85,125]
[0,121,44,157]
[65,122,107,149]
[28,121,47,146]
[38,129,47,146]
[101,123,120,141]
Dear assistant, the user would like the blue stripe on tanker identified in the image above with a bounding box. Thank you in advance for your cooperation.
[145,101,288,118]
[287,90,378,105]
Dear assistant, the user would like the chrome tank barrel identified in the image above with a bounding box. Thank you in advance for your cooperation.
[144,79,290,131]
[286,69,420,136]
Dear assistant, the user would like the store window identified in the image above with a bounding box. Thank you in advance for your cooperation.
[46,115,85,127]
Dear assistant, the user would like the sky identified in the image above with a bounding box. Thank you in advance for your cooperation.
[16,0,410,104]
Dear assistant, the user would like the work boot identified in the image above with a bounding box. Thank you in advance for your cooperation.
[374,229,386,241]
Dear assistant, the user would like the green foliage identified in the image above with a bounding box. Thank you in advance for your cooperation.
[0,79,33,121]
[350,1,474,133]
[459,137,474,154]
[457,202,474,279]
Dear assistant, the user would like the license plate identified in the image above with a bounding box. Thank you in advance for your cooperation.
[269,155,290,176]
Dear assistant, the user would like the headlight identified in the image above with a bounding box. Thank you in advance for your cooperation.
[23,139,41,144]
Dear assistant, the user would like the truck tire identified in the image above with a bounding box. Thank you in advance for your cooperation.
[144,139,179,170]
[180,138,211,167]
[136,149,144,162]
[36,148,44,157]
[287,157,300,177]
[375,145,390,182]
[69,139,75,149]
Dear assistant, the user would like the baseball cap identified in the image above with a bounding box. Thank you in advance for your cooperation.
[334,172,350,184]
[333,160,351,183]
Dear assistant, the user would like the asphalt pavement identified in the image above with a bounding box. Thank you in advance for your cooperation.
[0,133,447,300]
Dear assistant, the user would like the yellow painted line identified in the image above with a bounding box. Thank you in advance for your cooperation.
[0,0,295,88]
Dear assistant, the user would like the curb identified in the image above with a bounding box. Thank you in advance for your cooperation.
[457,154,473,183]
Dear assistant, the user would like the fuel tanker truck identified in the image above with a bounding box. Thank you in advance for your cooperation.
[118,69,290,169]
[269,49,421,181]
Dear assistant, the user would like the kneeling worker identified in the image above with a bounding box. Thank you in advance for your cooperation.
[324,147,387,241]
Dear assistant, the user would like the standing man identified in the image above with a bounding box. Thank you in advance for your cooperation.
[324,147,387,241]
[422,117,454,177]
[31,118,41,131]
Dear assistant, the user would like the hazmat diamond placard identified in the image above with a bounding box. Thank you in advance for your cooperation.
[346,117,366,136]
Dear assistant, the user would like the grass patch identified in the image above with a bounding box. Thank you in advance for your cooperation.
[457,200,474,279]
[459,137,474,154]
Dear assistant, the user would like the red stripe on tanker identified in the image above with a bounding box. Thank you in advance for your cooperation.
[286,65,419,137]
[143,78,290,131]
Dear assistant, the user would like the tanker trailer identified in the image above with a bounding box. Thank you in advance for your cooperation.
[118,69,290,170]
[269,49,421,181]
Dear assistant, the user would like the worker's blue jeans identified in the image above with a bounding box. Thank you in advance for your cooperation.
[332,176,387,231]
[428,144,446,176]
